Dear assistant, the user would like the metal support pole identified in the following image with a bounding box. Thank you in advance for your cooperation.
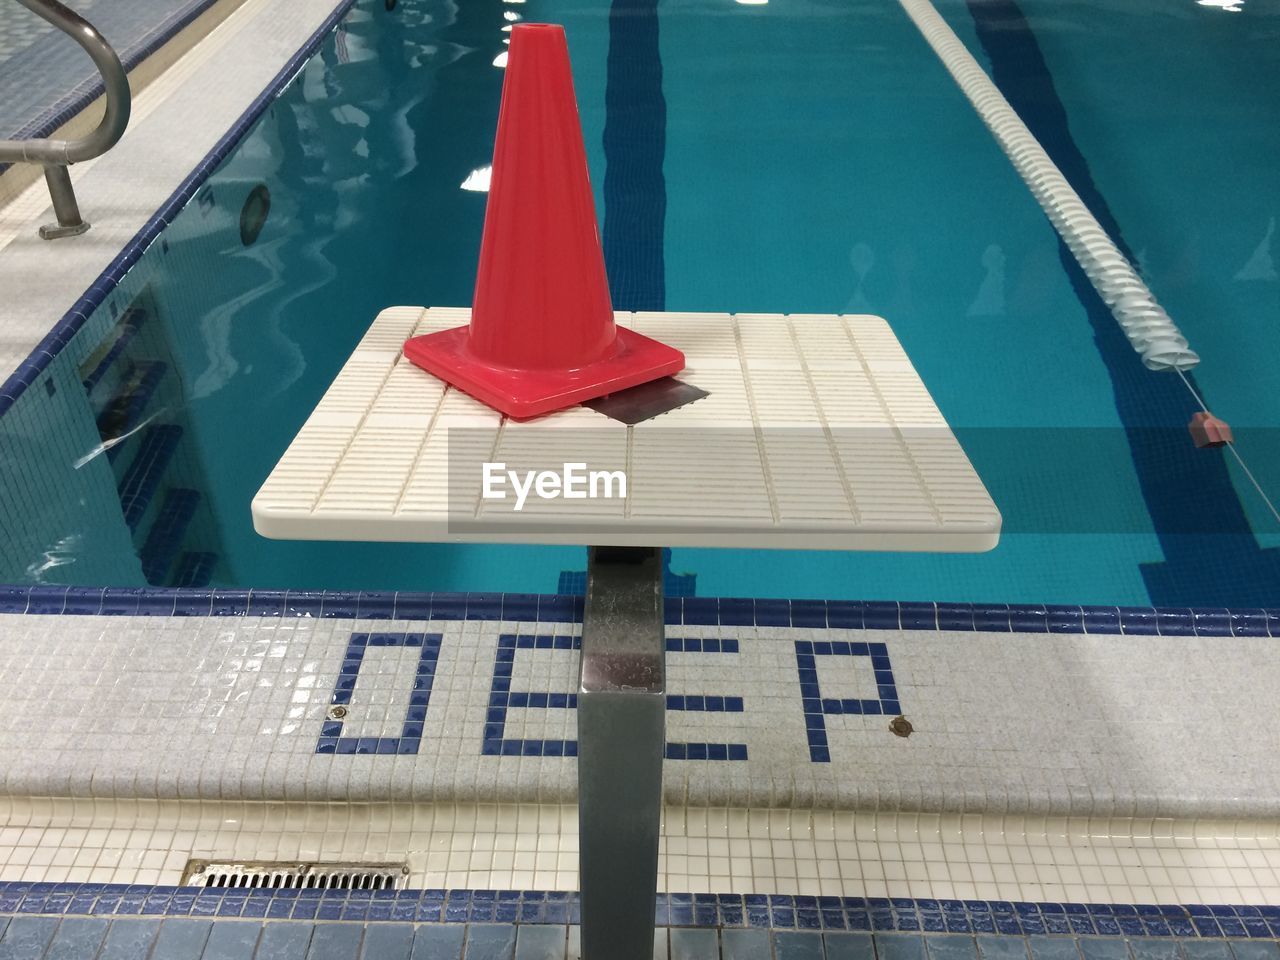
[39,165,90,239]
[578,545,665,960]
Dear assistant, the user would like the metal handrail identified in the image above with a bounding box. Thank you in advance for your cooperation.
[0,0,131,239]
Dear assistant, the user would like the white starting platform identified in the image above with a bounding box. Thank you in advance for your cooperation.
[252,305,1000,960]
[251,307,1000,551]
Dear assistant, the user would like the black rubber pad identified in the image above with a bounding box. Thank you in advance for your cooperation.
[584,377,709,425]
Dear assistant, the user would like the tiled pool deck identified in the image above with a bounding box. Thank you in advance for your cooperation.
[1,589,1278,817]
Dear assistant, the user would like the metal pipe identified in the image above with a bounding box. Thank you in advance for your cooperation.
[40,164,88,237]
[577,546,666,960]
[0,0,130,165]
[0,0,131,237]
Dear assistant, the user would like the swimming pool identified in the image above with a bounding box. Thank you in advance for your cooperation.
[0,0,1276,606]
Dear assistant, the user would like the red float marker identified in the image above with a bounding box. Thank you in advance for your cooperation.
[1189,411,1233,449]
[403,23,684,420]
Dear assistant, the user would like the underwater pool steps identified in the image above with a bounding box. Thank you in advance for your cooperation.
[173,551,217,588]
[79,306,149,395]
[97,360,168,461]
[140,487,201,585]
[118,424,183,531]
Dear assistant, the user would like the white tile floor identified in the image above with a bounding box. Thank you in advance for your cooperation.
[2,799,1280,905]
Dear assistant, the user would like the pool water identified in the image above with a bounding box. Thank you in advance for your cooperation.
[0,0,1277,606]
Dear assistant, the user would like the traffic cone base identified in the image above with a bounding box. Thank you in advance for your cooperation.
[404,323,685,420]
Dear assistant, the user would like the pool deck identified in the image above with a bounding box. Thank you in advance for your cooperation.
[1,591,1278,823]
[1,591,1280,914]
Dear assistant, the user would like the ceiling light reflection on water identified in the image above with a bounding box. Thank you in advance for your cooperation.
[460,165,492,192]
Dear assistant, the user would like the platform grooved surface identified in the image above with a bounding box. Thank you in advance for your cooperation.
[252,308,1000,550]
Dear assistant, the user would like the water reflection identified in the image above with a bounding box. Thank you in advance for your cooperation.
[460,164,492,192]
[966,244,1006,318]
[845,242,875,312]
[1234,218,1276,282]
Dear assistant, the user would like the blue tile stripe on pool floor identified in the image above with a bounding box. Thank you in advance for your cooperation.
[1,886,1279,939]
[0,920,1275,960]
[0,585,1276,638]
[1,913,1279,960]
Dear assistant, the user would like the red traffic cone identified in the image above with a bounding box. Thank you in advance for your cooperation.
[403,23,684,420]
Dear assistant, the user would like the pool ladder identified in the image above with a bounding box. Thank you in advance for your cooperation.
[0,0,131,239]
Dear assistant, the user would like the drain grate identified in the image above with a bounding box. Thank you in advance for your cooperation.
[181,860,408,891]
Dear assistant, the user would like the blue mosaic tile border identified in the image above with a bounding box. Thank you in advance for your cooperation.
[797,639,901,763]
[0,584,1277,638]
[0,884,1278,937]
[316,631,443,755]
[0,0,360,422]
[477,634,752,761]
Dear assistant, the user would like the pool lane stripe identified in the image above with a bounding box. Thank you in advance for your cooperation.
[1,883,1278,935]
[602,0,667,312]
[962,0,1280,606]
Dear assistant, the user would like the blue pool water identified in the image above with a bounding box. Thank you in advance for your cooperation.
[0,0,1277,606]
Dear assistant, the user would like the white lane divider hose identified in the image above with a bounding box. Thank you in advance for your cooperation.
[895,0,1280,527]
[895,0,1200,372]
